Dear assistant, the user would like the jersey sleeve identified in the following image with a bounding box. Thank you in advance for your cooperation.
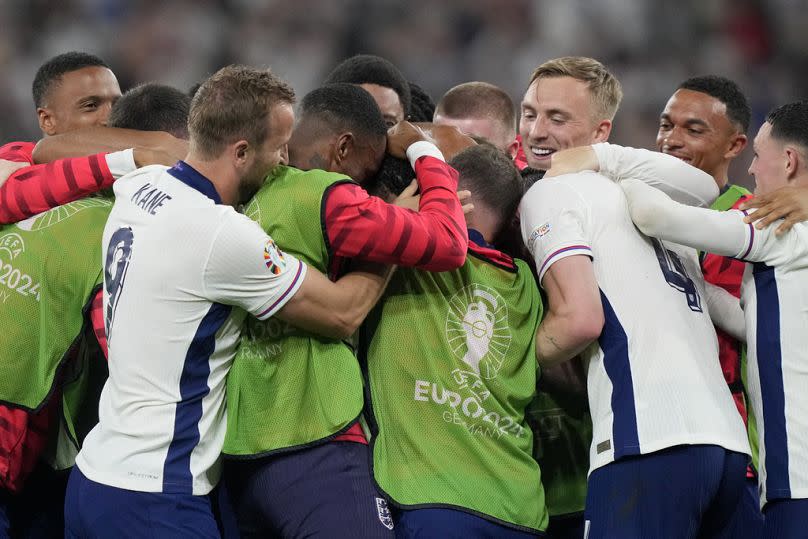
[0,142,36,163]
[519,179,592,284]
[0,149,135,225]
[203,212,307,320]
[322,150,467,271]
[593,142,718,208]
[621,177,756,259]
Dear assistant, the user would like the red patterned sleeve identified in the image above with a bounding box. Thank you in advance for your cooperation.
[89,288,108,360]
[323,156,468,271]
[0,142,115,224]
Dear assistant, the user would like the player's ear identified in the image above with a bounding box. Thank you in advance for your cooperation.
[725,133,747,160]
[592,119,612,143]
[784,145,800,180]
[233,139,250,167]
[334,132,354,164]
[506,138,519,160]
[38,107,57,136]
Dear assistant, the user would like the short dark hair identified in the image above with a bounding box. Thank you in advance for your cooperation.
[436,81,516,133]
[407,81,435,122]
[449,144,523,237]
[189,65,295,159]
[299,83,387,142]
[324,54,411,116]
[32,51,110,108]
[366,154,414,202]
[766,101,808,149]
[108,83,191,138]
[678,75,751,133]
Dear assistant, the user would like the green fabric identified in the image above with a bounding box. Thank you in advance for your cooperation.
[0,197,110,412]
[527,388,592,517]
[710,184,751,212]
[365,250,548,532]
[223,166,361,456]
[710,183,760,471]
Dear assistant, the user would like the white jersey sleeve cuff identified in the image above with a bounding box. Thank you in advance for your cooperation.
[254,260,307,320]
[406,141,445,168]
[105,149,137,179]
[537,243,593,283]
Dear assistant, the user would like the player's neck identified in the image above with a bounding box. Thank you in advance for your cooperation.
[712,163,731,190]
[183,154,239,207]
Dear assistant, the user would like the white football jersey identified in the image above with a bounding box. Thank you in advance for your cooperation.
[739,220,808,505]
[520,171,750,474]
[76,161,306,495]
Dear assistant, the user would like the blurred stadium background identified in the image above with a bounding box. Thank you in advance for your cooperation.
[2,0,806,188]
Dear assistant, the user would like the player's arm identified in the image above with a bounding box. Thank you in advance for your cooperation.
[621,178,805,266]
[32,127,188,167]
[520,179,604,367]
[740,184,808,234]
[535,257,604,367]
[323,122,469,271]
[88,288,108,359]
[0,160,26,189]
[275,261,393,339]
[546,143,719,207]
[0,150,137,224]
[703,281,745,342]
[204,214,393,341]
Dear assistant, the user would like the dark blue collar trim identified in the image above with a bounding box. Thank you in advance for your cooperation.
[167,161,222,204]
[468,228,494,249]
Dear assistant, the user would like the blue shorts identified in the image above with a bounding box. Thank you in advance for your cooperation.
[763,498,808,539]
[585,444,748,539]
[223,441,394,538]
[0,494,9,539]
[64,467,220,538]
[546,513,584,539]
[395,508,544,539]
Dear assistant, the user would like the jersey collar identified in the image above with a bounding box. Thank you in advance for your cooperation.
[468,228,494,249]
[167,161,222,204]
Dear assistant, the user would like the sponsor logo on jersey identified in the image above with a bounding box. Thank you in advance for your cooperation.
[263,238,287,275]
[375,497,394,530]
[528,221,551,244]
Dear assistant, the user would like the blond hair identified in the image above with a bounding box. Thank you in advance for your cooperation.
[529,56,623,121]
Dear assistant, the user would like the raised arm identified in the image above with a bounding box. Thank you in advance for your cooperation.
[545,143,718,208]
[620,178,753,259]
[323,122,470,271]
[32,127,187,165]
[622,178,807,267]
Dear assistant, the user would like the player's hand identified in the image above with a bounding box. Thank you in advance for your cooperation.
[412,123,476,161]
[133,134,189,168]
[393,179,420,210]
[544,146,599,178]
[393,179,474,215]
[740,185,808,235]
[387,121,431,159]
[0,159,27,188]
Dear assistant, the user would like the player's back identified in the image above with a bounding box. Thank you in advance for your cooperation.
[78,163,247,496]
[529,171,749,472]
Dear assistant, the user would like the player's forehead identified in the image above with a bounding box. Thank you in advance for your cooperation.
[662,89,728,125]
[522,76,593,116]
[50,66,121,104]
[434,114,500,141]
[753,121,773,149]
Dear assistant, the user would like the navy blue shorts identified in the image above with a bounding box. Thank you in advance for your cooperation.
[223,441,394,538]
[64,467,220,538]
[546,513,584,539]
[585,444,749,539]
[0,494,9,539]
[763,498,808,539]
[394,508,544,539]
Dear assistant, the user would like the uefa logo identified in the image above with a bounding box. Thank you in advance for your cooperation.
[445,284,511,380]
